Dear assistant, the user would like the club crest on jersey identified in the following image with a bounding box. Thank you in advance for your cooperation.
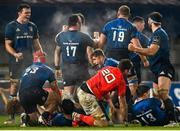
[16,28,20,32]
[29,26,33,32]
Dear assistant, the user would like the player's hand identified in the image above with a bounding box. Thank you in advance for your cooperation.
[13,52,23,61]
[55,69,62,79]
[93,32,100,44]
[62,25,68,32]
[110,106,117,114]
[143,60,149,67]
[128,43,136,52]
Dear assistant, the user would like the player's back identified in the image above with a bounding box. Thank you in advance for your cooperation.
[51,113,72,126]
[104,18,136,49]
[132,98,169,126]
[55,31,93,64]
[20,62,54,91]
[87,66,126,100]
[102,18,137,60]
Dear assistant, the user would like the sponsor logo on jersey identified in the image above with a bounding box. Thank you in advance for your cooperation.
[16,28,20,32]
[29,26,33,32]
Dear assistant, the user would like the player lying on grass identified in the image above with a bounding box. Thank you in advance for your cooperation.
[18,51,61,127]
[132,84,180,126]
[38,99,87,127]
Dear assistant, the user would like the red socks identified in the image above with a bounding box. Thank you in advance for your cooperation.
[80,114,95,126]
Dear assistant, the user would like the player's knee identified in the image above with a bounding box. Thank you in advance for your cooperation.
[6,97,19,114]
[158,89,169,100]
[94,119,109,127]
[10,79,20,85]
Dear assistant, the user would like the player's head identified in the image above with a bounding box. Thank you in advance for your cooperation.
[68,14,81,30]
[17,3,31,21]
[148,12,162,28]
[132,16,145,32]
[136,84,151,98]
[117,5,131,18]
[91,49,105,67]
[118,59,133,76]
[33,50,46,63]
[61,99,75,115]
[75,13,85,25]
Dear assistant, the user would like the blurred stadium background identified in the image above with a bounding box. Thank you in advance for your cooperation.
[0,0,180,113]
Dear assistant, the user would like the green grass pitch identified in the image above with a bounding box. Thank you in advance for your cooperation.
[0,115,179,130]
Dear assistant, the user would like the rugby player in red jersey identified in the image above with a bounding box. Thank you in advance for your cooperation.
[73,59,132,126]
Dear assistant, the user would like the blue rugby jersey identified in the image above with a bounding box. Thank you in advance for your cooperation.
[55,30,94,64]
[132,98,169,126]
[5,20,39,62]
[20,62,55,91]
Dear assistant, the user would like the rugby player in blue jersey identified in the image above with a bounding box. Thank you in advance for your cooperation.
[98,5,148,65]
[128,12,177,126]
[131,16,150,83]
[54,14,96,102]
[4,3,43,124]
[97,5,149,101]
[132,84,180,126]
[18,51,61,127]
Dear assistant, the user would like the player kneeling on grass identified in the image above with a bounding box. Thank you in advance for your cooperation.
[18,51,61,127]
[132,84,180,126]
[72,59,133,127]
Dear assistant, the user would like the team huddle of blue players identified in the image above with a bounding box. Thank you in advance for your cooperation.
[3,3,180,127]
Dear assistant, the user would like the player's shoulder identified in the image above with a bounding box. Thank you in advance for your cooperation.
[6,20,17,27]
[154,27,166,35]
[28,21,37,27]
[78,31,93,40]
[55,31,64,38]
[43,64,53,71]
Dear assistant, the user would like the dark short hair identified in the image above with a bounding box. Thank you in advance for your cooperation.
[91,49,105,58]
[61,99,74,114]
[17,3,31,12]
[76,13,85,25]
[132,16,144,23]
[136,84,150,97]
[118,5,130,17]
[68,14,79,27]
[148,12,162,25]
[118,59,132,72]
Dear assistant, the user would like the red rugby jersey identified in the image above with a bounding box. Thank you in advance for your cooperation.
[86,66,126,100]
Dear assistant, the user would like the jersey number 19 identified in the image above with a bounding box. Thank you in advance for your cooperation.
[113,31,124,42]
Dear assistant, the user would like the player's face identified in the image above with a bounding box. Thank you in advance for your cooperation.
[92,56,103,66]
[18,8,31,22]
[139,21,145,32]
[148,18,152,29]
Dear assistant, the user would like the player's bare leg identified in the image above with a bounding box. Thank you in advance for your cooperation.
[63,86,75,102]
[43,91,61,113]
[4,79,19,125]
[158,76,179,126]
